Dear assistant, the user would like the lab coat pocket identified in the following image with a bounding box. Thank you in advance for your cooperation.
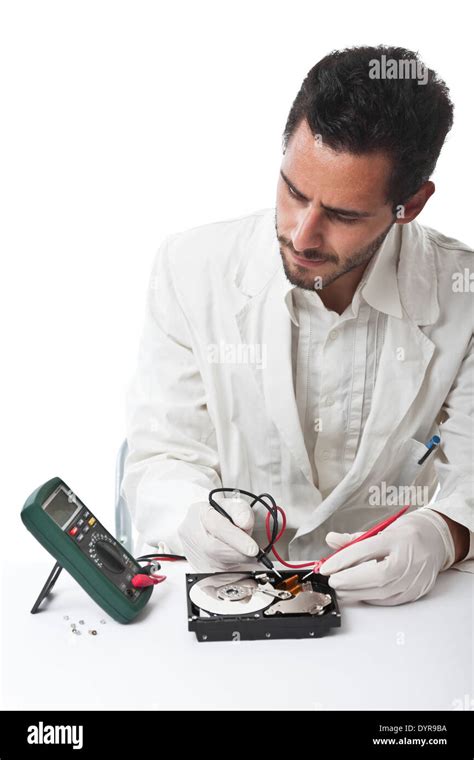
[395,437,433,487]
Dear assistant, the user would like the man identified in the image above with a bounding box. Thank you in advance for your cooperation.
[123,45,473,605]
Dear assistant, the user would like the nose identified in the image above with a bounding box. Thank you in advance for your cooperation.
[291,206,324,253]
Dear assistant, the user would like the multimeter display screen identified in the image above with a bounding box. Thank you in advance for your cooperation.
[44,488,81,529]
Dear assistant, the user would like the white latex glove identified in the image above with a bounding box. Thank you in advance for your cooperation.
[177,495,260,572]
[318,508,456,606]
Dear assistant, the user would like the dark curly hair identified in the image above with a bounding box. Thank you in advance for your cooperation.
[282,45,454,210]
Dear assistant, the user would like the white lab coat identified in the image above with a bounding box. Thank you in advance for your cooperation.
[123,207,474,572]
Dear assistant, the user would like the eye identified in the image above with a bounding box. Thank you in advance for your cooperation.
[335,215,359,225]
[287,184,304,201]
[327,211,359,225]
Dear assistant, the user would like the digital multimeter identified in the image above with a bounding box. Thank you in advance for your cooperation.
[21,477,153,623]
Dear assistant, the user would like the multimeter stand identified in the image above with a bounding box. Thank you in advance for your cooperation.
[31,561,64,614]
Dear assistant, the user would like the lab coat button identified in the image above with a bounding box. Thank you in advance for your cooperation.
[329,330,338,340]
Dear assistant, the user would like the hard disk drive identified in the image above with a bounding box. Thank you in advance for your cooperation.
[186,570,341,641]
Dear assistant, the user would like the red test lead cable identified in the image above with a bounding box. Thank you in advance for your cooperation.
[265,507,314,569]
[131,558,173,588]
[265,503,411,575]
[131,573,167,588]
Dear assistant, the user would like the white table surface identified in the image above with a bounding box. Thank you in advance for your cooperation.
[2,559,473,711]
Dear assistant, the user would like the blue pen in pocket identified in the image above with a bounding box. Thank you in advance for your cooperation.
[417,435,441,465]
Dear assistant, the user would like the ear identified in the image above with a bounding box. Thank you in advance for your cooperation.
[394,181,435,224]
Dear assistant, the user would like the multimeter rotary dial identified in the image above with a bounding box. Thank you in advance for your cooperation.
[89,533,125,574]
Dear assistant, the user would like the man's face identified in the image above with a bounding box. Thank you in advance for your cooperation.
[275,119,397,291]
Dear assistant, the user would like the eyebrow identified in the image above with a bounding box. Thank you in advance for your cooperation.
[279,169,374,219]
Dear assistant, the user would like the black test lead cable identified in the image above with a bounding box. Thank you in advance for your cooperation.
[208,487,283,578]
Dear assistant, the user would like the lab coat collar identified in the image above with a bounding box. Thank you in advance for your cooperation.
[396,219,440,326]
[233,207,281,298]
[357,222,403,319]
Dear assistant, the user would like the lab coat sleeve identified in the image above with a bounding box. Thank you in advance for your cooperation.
[122,235,221,554]
[426,335,474,573]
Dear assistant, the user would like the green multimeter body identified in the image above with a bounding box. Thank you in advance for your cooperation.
[21,477,153,623]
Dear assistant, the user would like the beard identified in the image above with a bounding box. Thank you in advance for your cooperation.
[275,210,395,291]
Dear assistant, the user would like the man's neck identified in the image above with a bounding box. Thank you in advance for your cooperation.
[317,262,370,315]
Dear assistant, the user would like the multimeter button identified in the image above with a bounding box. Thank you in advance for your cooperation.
[77,533,85,542]
[88,517,96,527]
[83,525,90,534]
[69,526,79,536]
[77,518,84,526]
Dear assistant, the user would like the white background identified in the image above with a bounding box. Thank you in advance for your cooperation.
[1,0,472,693]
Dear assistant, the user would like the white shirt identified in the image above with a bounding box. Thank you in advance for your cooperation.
[287,229,399,498]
